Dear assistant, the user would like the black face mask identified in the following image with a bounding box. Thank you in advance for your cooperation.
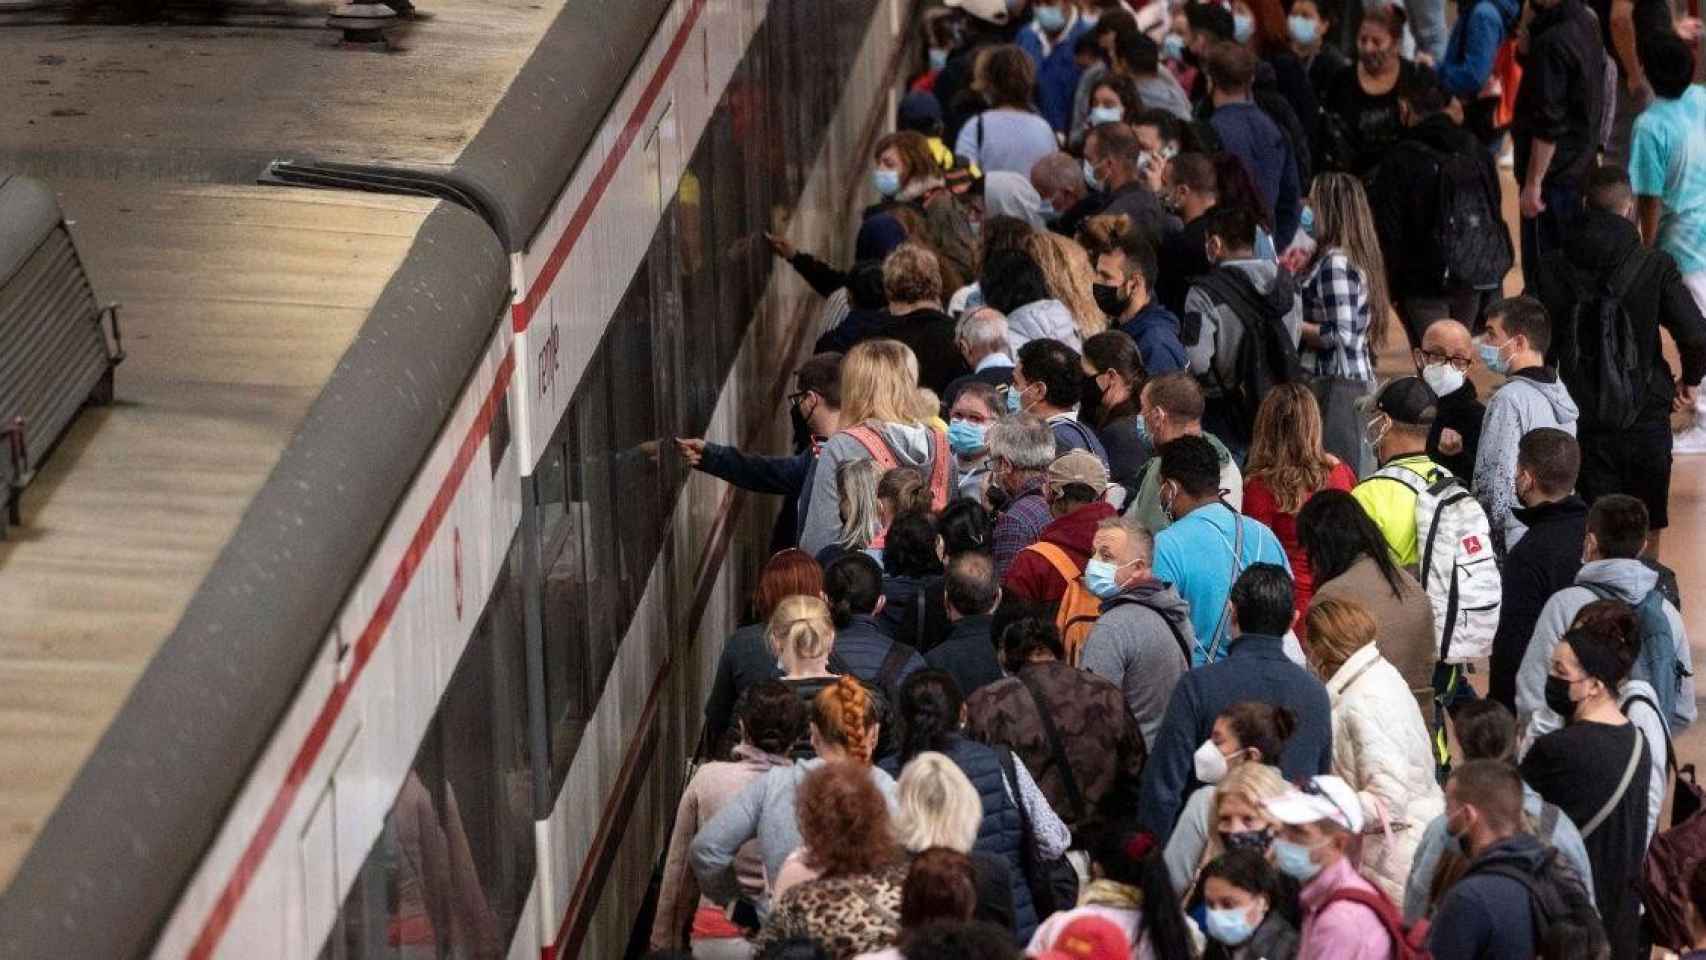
[1093,281,1130,320]
[1221,827,1274,854]
[1544,675,1580,721]
[1079,372,1106,425]
[789,395,814,453]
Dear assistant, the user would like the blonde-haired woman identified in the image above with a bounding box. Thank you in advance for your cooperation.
[771,595,841,730]
[691,676,898,916]
[894,752,1020,932]
[1296,173,1391,468]
[801,339,954,557]
[1241,385,1356,635]
[1025,231,1106,345]
[1305,597,1442,904]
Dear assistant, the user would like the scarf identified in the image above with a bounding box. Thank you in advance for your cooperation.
[1078,878,1144,910]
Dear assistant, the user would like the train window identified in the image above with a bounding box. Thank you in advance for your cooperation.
[319,540,534,960]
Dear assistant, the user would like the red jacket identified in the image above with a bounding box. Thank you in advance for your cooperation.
[1001,502,1118,604]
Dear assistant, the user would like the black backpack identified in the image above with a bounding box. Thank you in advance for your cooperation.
[1414,140,1512,291]
[1194,267,1307,436]
[1470,847,1608,960]
[1558,248,1652,432]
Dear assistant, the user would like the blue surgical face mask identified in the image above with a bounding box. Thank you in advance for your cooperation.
[1083,558,1127,598]
[1134,412,1154,454]
[1205,905,1262,946]
[1272,837,1324,881]
[1034,3,1067,32]
[873,167,902,198]
[1082,156,1104,192]
[928,47,949,71]
[1163,31,1186,60]
[1089,104,1124,126]
[1301,205,1317,238]
[1287,14,1319,44]
[1477,337,1510,375]
[1233,12,1256,43]
[947,418,988,455]
[1038,198,1059,222]
[1005,384,1024,414]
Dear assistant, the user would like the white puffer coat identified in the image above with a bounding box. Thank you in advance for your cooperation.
[1324,643,1445,903]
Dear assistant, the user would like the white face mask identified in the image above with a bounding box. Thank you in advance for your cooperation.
[1421,361,1466,397]
[1194,739,1234,784]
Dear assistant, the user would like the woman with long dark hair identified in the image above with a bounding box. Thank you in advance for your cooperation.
[1027,823,1198,958]
[1080,330,1150,494]
[880,670,1069,941]
[1296,489,1436,722]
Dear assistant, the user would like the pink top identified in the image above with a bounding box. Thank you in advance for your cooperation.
[1297,856,1395,960]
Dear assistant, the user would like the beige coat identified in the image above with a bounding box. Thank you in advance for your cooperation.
[1311,555,1437,731]
[1325,643,1445,904]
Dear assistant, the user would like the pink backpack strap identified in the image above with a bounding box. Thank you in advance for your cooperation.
[841,424,899,471]
[926,427,951,510]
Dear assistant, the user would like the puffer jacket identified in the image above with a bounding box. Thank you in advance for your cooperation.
[1324,643,1445,904]
[800,420,956,557]
[1516,558,1695,747]
[1005,298,1082,352]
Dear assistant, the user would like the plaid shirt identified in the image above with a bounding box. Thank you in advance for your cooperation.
[992,476,1051,580]
[1302,248,1376,381]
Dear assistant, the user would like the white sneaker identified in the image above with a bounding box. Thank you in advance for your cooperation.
[1674,423,1706,454]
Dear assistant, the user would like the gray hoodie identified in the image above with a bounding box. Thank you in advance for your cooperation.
[1515,558,1694,749]
[1183,259,1304,393]
[1079,581,1196,748]
[1473,371,1579,553]
[799,421,955,558]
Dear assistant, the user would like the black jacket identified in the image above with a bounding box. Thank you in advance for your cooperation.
[1427,379,1486,481]
[1426,834,1551,959]
[925,614,1006,700]
[1511,0,1604,190]
[1157,211,1215,316]
[1531,207,1706,430]
[876,307,973,396]
[1488,496,1587,710]
[1369,113,1501,299]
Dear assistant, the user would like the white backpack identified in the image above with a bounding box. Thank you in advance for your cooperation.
[1370,461,1502,663]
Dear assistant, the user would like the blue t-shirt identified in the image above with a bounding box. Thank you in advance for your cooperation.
[1631,85,1706,276]
[1151,503,1290,665]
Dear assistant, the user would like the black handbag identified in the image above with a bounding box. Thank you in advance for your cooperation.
[998,746,1078,917]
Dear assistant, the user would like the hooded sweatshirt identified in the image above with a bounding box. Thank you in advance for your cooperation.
[1119,302,1189,375]
[1515,558,1695,746]
[1080,580,1195,748]
[800,421,956,557]
[1183,259,1305,397]
[1005,297,1082,352]
[1002,501,1118,603]
[1472,368,1578,553]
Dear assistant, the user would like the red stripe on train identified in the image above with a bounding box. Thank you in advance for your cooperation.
[187,349,516,959]
[510,0,709,333]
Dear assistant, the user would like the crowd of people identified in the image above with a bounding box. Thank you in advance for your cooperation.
[653,0,1706,955]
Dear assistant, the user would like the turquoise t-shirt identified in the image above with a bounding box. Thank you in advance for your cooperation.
[1631,85,1706,277]
[1151,503,1291,666]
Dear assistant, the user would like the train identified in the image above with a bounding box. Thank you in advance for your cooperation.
[0,0,919,955]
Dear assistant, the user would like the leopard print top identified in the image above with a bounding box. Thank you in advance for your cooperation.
[751,862,908,959]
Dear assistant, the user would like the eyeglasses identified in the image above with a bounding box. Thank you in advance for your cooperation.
[1416,349,1473,373]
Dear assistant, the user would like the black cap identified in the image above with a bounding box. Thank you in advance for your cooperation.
[1370,376,1438,425]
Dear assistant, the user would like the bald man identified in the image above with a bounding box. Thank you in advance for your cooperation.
[1413,318,1485,481]
[1030,151,1087,228]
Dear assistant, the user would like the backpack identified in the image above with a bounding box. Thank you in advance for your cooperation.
[1021,541,1103,665]
[1557,247,1652,432]
[1470,847,1609,960]
[1194,267,1307,440]
[1642,758,1706,950]
[1584,583,1687,730]
[842,423,953,511]
[1368,461,1501,663]
[1319,885,1431,960]
[1411,140,1512,292]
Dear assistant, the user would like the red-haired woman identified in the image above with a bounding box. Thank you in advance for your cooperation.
[751,762,908,959]
[703,548,825,751]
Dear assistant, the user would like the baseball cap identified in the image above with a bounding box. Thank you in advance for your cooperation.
[1264,775,1365,833]
[1036,916,1129,960]
[1046,449,1110,495]
[1360,376,1438,426]
[897,91,943,135]
[945,0,1010,24]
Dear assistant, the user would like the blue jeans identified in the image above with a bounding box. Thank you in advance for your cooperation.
[1519,182,1581,293]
